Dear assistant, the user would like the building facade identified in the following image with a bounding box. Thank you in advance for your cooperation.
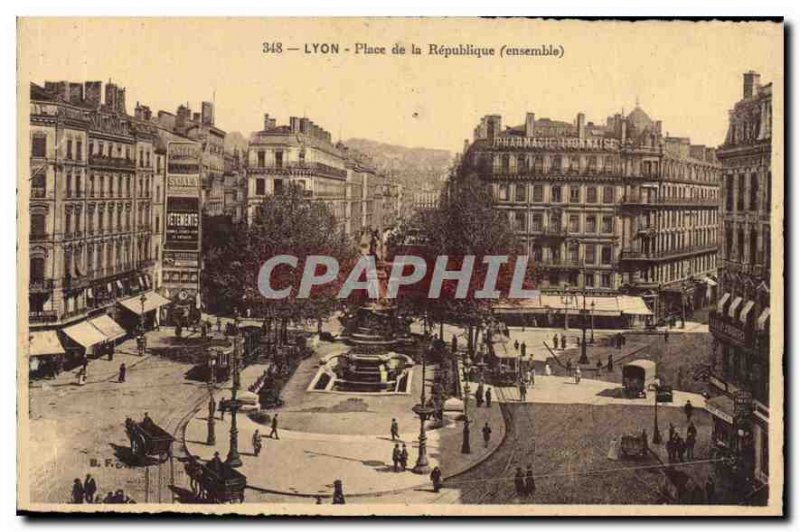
[707,71,773,493]
[457,107,720,321]
[28,81,167,372]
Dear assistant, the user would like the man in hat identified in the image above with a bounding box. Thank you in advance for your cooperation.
[482,422,492,448]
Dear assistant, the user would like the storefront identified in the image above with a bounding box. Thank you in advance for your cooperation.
[492,294,653,329]
[88,314,128,357]
[118,291,171,333]
[29,330,66,379]
[61,320,109,362]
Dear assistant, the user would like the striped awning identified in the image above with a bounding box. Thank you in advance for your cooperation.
[617,295,653,316]
[739,300,755,324]
[29,330,65,357]
[756,308,770,331]
[63,321,108,349]
[89,315,127,342]
[119,291,170,315]
[728,296,743,319]
[717,292,731,313]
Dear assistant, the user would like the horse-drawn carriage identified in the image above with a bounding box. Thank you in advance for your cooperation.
[620,432,649,458]
[184,457,247,503]
[124,415,174,463]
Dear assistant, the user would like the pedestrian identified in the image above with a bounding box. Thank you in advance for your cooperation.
[208,451,223,473]
[400,443,409,471]
[390,418,400,441]
[485,387,492,407]
[608,437,620,460]
[520,342,527,359]
[574,366,581,384]
[596,360,603,370]
[687,420,697,441]
[216,316,222,333]
[686,429,696,461]
[514,339,520,351]
[668,422,676,440]
[475,383,484,407]
[676,435,686,462]
[664,329,669,343]
[332,480,345,504]
[528,368,535,388]
[621,334,626,346]
[430,466,443,493]
[101,491,114,504]
[524,465,536,496]
[705,475,716,503]
[392,443,401,472]
[269,413,279,439]
[118,363,126,383]
[83,474,97,503]
[545,362,552,376]
[560,334,566,350]
[666,435,676,462]
[107,348,113,361]
[71,478,84,504]
[684,400,694,422]
[566,359,573,373]
[607,354,614,372]
[553,334,559,349]
[514,467,525,495]
[452,335,458,354]
[519,381,527,401]
[252,429,262,457]
[482,422,492,448]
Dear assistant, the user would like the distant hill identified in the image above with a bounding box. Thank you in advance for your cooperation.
[344,138,453,191]
[224,131,249,154]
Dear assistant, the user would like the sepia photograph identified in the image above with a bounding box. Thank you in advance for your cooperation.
[15,17,784,516]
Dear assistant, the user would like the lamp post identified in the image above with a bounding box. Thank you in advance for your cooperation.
[206,355,216,446]
[590,301,596,344]
[138,292,147,356]
[461,352,471,454]
[412,346,434,474]
[578,288,589,365]
[561,285,571,330]
[652,376,662,445]
[225,315,243,467]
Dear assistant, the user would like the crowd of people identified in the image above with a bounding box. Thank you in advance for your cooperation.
[70,474,135,504]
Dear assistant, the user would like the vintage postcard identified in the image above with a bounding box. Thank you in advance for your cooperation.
[17,18,784,516]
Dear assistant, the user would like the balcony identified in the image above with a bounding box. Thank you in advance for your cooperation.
[248,161,348,181]
[535,258,585,269]
[62,276,89,290]
[29,310,59,324]
[530,225,569,238]
[89,154,136,170]
[29,279,54,292]
[30,232,50,242]
[620,245,717,262]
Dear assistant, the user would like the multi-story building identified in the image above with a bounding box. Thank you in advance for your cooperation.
[28,81,168,373]
[223,149,247,222]
[246,114,348,229]
[457,107,719,324]
[707,71,774,494]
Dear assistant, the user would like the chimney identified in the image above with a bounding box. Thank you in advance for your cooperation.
[655,120,662,136]
[68,83,84,104]
[289,117,301,133]
[576,112,586,140]
[135,102,144,120]
[105,83,119,112]
[525,112,536,137]
[84,81,102,108]
[176,105,190,129]
[743,71,761,99]
[300,118,310,134]
[268,118,276,129]
[201,101,214,125]
[192,112,201,123]
[117,88,126,114]
[463,138,470,153]
[263,113,271,131]
[621,120,627,143]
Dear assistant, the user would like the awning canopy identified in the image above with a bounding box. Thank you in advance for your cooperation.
[119,291,171,315]
[705,277,718,287]
[717,292,731,313]
[89,314,127,342]
[63,321,108,349]
[705,394,735,425]
[29,330,65,357]
[617,295,653,316]
[728,296,743,319]
[739,300,755,324]
[757,308,770,331]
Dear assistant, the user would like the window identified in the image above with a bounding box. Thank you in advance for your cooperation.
[531,213,542,231]
[569,214,579,233]
[551,185,562,203]
[603,186,614,203]
[570,186,581,203]
[601,273,611,288]
[155,215,160,232]
[568,243,579,263]
[586,215,597,233]
[587,186,597,203]
[31,257,45,281]
[737,174,745,211]
[513,211,526,232]
[66,139,73,160]
[31,135,46,158]
[516,184,527,202]
[257,150,265,168]
[256,178,266,196]
[76,140,82,161]
[602,215,613,234]
[601,245,613,265]
[501,154,510,173]
[31,213,45,236]
[498,184,509,201]
[750,173,759,211]
[585,272,595,288]
[517,154,526,173]
[275,150,284,168]
[585,244,596,264]
[532,185,543,202]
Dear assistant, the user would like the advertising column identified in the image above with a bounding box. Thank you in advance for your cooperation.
[164,140,202,326]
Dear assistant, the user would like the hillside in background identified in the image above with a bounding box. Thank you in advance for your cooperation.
[344,138,454,191]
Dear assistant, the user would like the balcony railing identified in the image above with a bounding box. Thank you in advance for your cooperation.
[89,154,136,170]
[29,279,54,291]
[249,161,348,181]
[29,310,59,324]
[30,232,50,242]
[620,245,717,261]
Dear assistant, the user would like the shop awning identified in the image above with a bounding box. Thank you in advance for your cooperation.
[583,296,621,317]
[705,277,718,287]
[717,292,730,313]
[757,308,770,331]
[739,300,755,324]
[89,315,127,342]
[63,321,108,349]
[119,291,171,315]
[728,296,743,319]
[705,394,735,425]
[617,295,653,316]
[29,330,65,357]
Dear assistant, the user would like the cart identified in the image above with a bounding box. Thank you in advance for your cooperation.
[620,432,649,458]
[185,458,247,503]
[125,416,174,463]
[622,359,657,398]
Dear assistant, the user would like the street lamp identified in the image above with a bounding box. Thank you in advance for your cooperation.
[652,376,662,445]
[206,355,216,446]
[590,301,596,344]
[411,345,434,474]
[225,315,243,467]
[461,351,471,454]
[138,292,147,356]
[560,284,572,330]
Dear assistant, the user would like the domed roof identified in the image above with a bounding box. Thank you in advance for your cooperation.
[626,106,653,131]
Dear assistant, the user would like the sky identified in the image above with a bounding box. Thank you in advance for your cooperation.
[19,18,782,153]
